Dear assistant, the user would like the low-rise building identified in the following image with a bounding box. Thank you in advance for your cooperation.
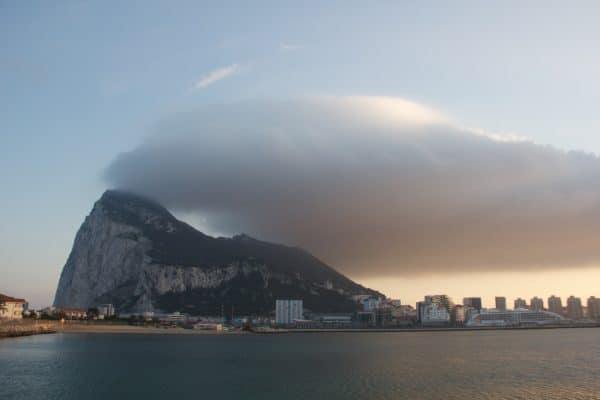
[60,308,88,319]
[312,313,352,324]
[0,293,26,320]
[193,322,223,331]
[164,312,188,323]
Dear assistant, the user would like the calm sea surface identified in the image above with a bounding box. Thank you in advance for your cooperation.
[1,329,600,399]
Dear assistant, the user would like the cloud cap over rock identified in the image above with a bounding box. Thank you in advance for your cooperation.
[106,96,600,277]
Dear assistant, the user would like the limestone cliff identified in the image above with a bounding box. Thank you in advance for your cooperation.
[54,190,380,314]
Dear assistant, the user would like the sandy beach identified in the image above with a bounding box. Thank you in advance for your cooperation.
[58,322,240,335]
[1,320,241,337]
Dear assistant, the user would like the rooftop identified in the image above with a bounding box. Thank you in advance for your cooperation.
[0,293,26,303]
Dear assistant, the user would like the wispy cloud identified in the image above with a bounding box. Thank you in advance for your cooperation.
[280,43,303,51]
[194,64,240,89]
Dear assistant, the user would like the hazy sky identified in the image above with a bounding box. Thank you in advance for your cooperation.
[2,1,600,308]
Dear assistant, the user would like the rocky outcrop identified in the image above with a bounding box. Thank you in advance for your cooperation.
[54,190,381,315]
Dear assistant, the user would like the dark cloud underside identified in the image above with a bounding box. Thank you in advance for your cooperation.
[106,97,600,277]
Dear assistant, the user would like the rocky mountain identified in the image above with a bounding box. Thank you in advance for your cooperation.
[54,190,381,315]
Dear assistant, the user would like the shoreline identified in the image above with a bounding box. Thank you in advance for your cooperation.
[285,324,600,334]
[3,321,599,339]
[58,323,243,335]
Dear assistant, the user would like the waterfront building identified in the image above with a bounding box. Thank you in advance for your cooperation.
[530,297,544,311]
[463,297,482,311]
[356,311,376,327]
[60,308,88,319]
[352,294,372,303]
[293,313,353,329]
[97,304,115,318]
[464,306,479,324]
[391,305,415,318]
[275,299,303,325]
[425,295,455,314]
[466,309,564,327]
[361,297,381,312]
[391,305,416,327]
[193,322,223,331]
[495,297,507,311]
[548,295,563,315]
[376,308,393,328]
[142,311,154,320]
[164,312,187,323]
[587,296,600,320]
[514,298,527,309]
[454,305,466,326]
[566,296,583,320]
[0,293,26,320]
[417,295,454,324]
[420,303,451,326]
[389,299,402,307]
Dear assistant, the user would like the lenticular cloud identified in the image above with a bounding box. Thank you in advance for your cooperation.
[106,96,600,277]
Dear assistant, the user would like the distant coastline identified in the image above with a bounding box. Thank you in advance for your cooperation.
[4,320,600,340]
[58,322,244,335]
[284,324,600,334]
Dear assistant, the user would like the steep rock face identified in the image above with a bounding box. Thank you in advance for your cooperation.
[54,190,381,315]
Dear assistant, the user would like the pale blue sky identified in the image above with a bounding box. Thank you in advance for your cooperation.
[2,1,600,307]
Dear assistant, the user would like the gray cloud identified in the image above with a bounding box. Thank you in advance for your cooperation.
[106,96,600,277]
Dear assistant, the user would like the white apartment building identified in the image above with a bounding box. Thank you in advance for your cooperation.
[275,300,303,325]
[420,303,450,326]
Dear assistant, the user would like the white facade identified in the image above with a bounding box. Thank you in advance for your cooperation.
[361,297,381,312]
[165,312,187,322]
[466,309,564,327]
[275,300,303,325]
[0,294,26,320]
[97,304,115,317]
[421,303,450,325]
